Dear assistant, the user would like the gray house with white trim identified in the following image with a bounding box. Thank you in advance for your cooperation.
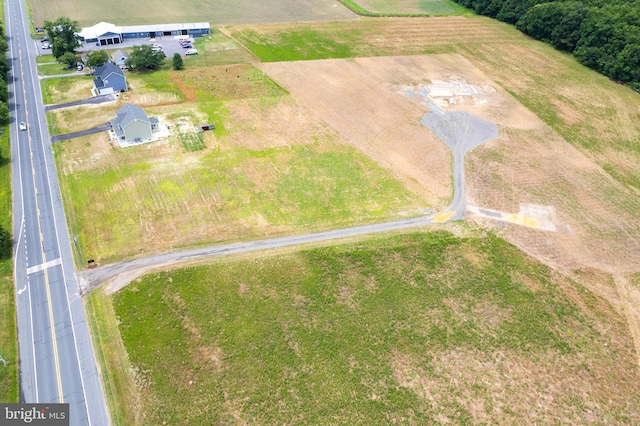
[111,49,130,67]
[110,104,159,146]
[93,63,127,95]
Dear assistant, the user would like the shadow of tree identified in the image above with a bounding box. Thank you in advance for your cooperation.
[0,226,11,260]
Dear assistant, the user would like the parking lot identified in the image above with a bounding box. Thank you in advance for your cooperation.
[36,35,198,58]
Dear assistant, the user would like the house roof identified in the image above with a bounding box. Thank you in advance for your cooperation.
[111,49,129,61]
[120,22,210,34]
[94,63,124,91]
[79,22,121,40]
[110,104,151,141]
[79,22,210,39]
[95,63,124,79]
[113,104,150,128]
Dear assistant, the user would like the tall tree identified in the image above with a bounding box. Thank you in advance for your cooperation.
[172,53,184,70]
[44,16,81,59]
[85,50,110,68]
[58,52,78,68]
[125,45,165,71]
[0,102,9,124]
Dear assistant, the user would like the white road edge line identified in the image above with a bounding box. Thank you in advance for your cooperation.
[18,2,96,422]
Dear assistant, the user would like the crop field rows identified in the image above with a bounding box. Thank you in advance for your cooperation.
[226,17,527,61]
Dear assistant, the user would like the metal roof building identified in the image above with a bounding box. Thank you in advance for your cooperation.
[79,22,210,46]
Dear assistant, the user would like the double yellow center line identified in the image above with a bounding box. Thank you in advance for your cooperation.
[18,45,65,403]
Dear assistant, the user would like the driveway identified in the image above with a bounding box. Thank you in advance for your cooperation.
[45,93,117,111]
[51,123,111,142]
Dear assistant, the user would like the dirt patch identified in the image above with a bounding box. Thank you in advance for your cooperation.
[169,72,197,103]
[259,57,456,208]
[391,348,640,423]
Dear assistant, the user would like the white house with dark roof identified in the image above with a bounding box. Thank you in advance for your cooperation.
[93,63,127,95]
[110,104,160,147]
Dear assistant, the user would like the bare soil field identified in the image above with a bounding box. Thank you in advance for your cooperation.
[29,0,357,27]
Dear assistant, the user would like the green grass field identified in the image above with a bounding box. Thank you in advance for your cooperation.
[0,124,17,403]
[179,132,206,152]
[98,231,640,424]
[55,140,426,264]
[37,63,76,77]
[344,0,467,15]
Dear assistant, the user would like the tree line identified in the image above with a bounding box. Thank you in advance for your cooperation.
[0,21,10,125]
[452,0,640,92]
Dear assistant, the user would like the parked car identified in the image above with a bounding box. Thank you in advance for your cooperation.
[41,43,50,49]
[179,39,192,45]
[185,49,198,55]
[40,37,48,42]
[181,44,193,49]
[19,122,27,131]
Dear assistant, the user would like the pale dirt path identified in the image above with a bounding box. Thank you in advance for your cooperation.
[615,275,640,368]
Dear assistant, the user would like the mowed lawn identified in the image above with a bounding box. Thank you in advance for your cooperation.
[350,0,465,14]
[99,231,640,424]
[28,0,357,27]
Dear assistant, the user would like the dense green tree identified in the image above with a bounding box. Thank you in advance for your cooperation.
[172,53,184,70]
[0,226,10,259]
[0,76,7,103]
[125,45,165,71]
[517,3,562,42]
[574,3,640,81]
[0,102,9,124]
[496,0,541,24]
[85,50,110,68]
[44,17,81,59]
[58,52,78,68]
[550,2,589,51]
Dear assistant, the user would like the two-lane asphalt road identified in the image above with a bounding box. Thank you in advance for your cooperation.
[6,0,109,424]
